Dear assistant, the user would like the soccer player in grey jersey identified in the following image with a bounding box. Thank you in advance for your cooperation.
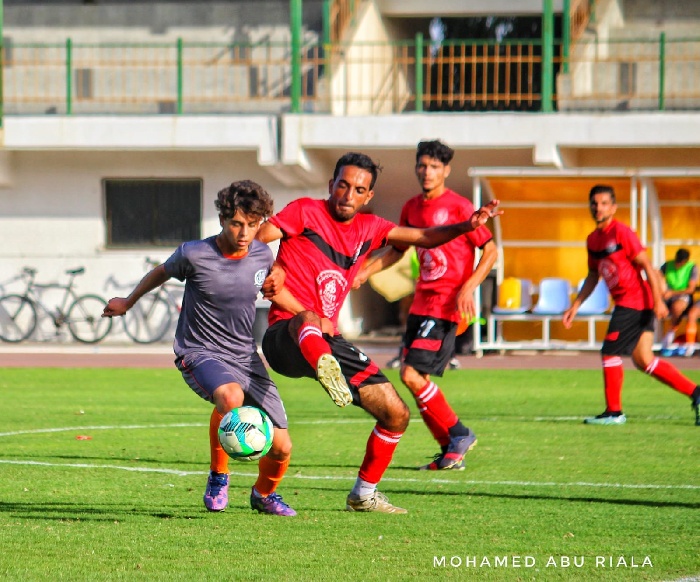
[103,180,296,516]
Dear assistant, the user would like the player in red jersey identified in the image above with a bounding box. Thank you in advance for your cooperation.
[257,152,502,513]
[354,140,498,470]
[563,184,700,426]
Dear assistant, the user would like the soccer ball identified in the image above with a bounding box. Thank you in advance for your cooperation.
[218,406,274,462]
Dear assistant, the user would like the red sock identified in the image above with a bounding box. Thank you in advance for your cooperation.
[298,323,331,369]
[414,381,455,447]
[358,425,403,484]
[602,356,624,412]
[209,409,229,474]
[644,358,696,396]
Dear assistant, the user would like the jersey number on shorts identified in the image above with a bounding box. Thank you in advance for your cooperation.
[419,319,437,338]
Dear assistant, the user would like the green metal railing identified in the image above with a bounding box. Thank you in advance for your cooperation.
[2,35,699,116]
[558,34,700,112]
[290,0,303,113]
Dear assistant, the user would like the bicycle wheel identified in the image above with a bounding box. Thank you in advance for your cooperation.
[0,294,38,342]
[122,294,172,344]
[67,294,113,343]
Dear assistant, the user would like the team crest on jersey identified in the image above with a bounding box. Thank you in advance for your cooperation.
[606,241,618,254]
[316,270,348,318]
[254,269,267,288]
[599,258,619,289]
[417,247,448,281]
[433,208,450,225]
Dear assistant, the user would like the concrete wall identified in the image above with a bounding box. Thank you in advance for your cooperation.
[2,1,699,344]
[4,1,323,116]
[0,147,309,284]
[2,111,699,312]
[620,0,700,23]
[0,146,315,343]
[5,1,325,38]
[329,1,412,115]
[557,0,700,111]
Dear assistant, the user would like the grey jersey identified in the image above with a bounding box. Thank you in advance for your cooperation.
[164,236,273,363]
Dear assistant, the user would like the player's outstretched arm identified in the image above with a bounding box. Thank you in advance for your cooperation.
[562,271,598,328]
[352,247,405,289]
[387,199,502,249]
[102,264,171,318]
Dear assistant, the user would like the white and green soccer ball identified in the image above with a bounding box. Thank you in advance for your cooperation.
[218,406,274,462]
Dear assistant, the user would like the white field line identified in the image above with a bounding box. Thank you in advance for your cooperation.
[0,423,208,437]
[0,459,698,491]
[1,421,697,491]
[0,419,374,438]
[2,413,690,439]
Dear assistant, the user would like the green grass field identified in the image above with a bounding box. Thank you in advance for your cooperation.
[0,366,698,581]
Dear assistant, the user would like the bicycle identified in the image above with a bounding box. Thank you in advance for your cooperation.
[0,267,113,343]
[117,258,183,344]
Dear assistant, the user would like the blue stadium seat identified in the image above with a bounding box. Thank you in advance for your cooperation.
[577,278,611,315]
[531,278,571,314]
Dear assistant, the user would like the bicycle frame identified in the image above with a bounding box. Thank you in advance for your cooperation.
[21,269,80,328]
[111,258,185,344]
[144,257,183,312]
[0,266,112,343]
[158,281,184,313]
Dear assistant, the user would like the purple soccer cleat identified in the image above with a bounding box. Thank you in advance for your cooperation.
[250,489,297,516]
[203,471,229,512]
[419,430,477,470]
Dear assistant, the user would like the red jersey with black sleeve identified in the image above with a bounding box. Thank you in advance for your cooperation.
[268,198,396,330]
[398,189,493,322]
[586,219,653,310]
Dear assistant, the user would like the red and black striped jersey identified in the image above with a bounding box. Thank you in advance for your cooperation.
[269,198,395,330]
[399,189,493,322]
[587,219,653,310]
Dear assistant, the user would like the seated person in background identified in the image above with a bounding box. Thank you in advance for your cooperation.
[684,298,700,357]
[659,248,698,353]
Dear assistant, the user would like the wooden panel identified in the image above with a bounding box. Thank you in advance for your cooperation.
[653,178,700,201]
[488,177,635,288]
[499,207,593,240]
[488,177,631,203]
[502,247,588,286]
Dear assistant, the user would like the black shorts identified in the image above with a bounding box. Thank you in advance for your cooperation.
[403,314,457,377]
[262,320,390,406]
[601,306,656,356]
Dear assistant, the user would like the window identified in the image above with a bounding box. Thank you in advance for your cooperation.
[105,179,202,247]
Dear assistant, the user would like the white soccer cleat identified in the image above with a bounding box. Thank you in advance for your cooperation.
[346,490,407,514]
[316,353,353,407]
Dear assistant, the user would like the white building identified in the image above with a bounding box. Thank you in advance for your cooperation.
[1,0,699,345]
